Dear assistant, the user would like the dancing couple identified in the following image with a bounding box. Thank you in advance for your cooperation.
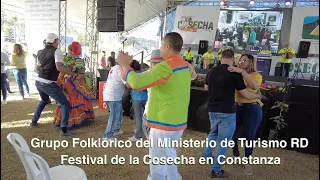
[203,50,263,178]
[30,33,94,136]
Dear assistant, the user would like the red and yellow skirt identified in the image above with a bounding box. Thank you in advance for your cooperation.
[54,75,95,128]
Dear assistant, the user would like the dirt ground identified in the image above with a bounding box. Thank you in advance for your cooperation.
[1,83,319,180]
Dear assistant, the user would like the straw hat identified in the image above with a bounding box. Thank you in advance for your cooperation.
[149,49,163,63]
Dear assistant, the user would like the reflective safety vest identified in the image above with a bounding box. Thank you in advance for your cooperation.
[183,51,194,60]
[278,47,295,63]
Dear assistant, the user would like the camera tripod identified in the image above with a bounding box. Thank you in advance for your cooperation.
[288,58,304,84]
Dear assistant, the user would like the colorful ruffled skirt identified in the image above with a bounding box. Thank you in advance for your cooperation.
[54,74,95,128]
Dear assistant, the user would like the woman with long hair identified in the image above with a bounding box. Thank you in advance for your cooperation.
[54,42,95,128]
[228,54,263,176]
[10,44,30,100]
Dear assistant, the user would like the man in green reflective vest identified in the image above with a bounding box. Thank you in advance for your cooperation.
[278,42,295,77]
[183,47,194,64]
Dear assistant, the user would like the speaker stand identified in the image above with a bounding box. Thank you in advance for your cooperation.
[289,58,304,82]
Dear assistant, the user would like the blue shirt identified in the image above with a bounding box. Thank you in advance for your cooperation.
[131,89,148,101]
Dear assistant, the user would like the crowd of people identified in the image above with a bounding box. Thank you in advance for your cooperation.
[183,40,295,78]
[215,25,281,52]
[1,31,270,179]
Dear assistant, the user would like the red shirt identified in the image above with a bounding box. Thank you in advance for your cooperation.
[101,56,106,67]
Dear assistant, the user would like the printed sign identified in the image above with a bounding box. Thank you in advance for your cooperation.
[257,57,272,77]
[302,16,319,40]
[173,6,220,45]
[25,0,60,65]
[269,56,319,79]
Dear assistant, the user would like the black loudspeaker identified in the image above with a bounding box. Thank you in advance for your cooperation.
[97,0,125,32]
[198,40,208,55]
[226,11,233,24]
[296,41,311,58]
[275,67,282,76]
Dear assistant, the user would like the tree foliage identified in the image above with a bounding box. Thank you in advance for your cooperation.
[1,9,25,43]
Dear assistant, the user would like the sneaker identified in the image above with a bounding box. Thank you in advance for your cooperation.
[60,130,75,136]
[244,164,253,175]
[25,94,30,98]
[114,130,124,136]
[2,100,7,105]
[30,122,38,128]
[128,136,141,142]
[211,170,229,178]
[8,91,14,94]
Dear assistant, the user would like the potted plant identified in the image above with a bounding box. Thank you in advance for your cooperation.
[191,75,205,87]
[260,83,286,100]
[268,101,289,140]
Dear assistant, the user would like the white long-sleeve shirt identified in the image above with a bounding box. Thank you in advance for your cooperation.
[1,52,10,73]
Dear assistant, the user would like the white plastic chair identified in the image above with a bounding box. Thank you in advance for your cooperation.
[7,133,87,180]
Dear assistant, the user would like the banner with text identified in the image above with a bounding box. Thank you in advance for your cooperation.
[25,0,60,66]
[269,56,319,79]
[173,6,220,45]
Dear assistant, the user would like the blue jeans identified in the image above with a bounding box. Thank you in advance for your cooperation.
[203,112,236,173]
[13,68,30,98]
[232,103,262,157]
[104,101,123,138]
[132,100,147,138]
[32,81,70,128]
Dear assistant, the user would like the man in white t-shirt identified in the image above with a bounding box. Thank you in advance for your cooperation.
[103,64,128,140]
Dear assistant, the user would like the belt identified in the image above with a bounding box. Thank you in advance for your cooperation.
[237,102,258,106]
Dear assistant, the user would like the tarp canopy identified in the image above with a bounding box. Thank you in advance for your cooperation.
[1,0,166,31]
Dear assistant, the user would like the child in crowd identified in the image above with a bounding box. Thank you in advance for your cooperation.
[128,60,148,141]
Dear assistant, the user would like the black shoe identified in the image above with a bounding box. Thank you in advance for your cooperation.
[60,130,76,136]
[8,91,14,94]
[211,170,229,178]
[30,122,38,128]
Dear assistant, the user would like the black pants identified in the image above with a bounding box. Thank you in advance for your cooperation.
[280,63,291,78]
[1,73,7,100]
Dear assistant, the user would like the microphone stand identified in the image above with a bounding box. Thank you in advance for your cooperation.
[122,38,127,51]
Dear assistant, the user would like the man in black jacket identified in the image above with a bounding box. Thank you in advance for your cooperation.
[30,33,76,136]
